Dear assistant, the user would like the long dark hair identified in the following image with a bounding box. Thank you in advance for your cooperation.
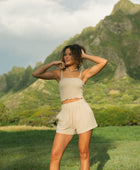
[61,44,86,69]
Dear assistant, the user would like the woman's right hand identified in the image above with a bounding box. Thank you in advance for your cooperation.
[52,61,65,69]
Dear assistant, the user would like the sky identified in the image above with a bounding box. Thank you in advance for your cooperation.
[0,0,139,75]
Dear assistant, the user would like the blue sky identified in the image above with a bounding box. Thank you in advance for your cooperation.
[0,0,139,75]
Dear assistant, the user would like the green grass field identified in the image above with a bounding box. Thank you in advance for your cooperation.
[0,126,140,170]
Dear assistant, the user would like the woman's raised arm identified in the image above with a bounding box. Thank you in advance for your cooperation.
[81,50,108,82]
[32,61,65,80]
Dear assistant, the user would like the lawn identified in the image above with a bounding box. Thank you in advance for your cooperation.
[0,126,140,170]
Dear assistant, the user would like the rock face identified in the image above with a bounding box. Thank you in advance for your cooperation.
[114,58,127,80]
[104,19,133,34]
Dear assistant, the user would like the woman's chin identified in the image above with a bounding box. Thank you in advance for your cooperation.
[65,63,71,66]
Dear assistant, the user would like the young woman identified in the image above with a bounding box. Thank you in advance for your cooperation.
[32,44,108,170]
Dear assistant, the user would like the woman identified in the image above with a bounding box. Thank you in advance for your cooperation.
[32,44,108,170]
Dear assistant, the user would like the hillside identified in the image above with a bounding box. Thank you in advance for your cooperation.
[0,0,140,95]
[0,0,140,127]
[45,0,140,81]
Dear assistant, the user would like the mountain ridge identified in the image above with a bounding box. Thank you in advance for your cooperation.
[0,0,139,93]
[0,0,140,126]
[111,0,140,15]
[0,0,140,95]
[44,0,140,81]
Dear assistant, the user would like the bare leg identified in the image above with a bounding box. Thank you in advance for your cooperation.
[50,133,73,170]
[78,130,93,170]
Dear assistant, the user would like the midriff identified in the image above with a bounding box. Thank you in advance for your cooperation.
[62,98,83,105]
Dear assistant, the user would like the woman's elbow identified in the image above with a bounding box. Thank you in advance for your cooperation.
[103,59,108,65]
[32,72,39,78]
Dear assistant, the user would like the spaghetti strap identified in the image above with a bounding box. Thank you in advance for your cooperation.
[79,71,81,78]
[61,70,63,79]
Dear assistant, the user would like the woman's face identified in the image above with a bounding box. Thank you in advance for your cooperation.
[63,48,76,66]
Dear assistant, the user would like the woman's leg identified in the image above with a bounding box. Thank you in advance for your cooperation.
[78,129,93,170]
[50,133,73,170]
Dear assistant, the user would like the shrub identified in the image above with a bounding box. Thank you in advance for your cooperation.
[94,107,139,127]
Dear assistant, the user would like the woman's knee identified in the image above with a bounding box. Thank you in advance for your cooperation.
[51,149,62,162]
[79,149,89,160]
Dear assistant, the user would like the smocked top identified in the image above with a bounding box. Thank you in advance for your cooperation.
[59,70,84,102]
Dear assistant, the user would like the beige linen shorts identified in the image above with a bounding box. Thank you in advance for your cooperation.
[56,99,97,135]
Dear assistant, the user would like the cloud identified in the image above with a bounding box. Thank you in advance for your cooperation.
[0,0,139,74]
[0,0,119,37]
[0,0,118,42]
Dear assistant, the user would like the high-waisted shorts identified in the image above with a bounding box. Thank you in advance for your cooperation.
[56,98,98,135]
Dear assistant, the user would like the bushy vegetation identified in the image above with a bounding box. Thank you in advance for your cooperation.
[94,106,139,126]
[0,105,139,127]
[0,107,60,127]
[14,66,36,91]
[0,66,36,95]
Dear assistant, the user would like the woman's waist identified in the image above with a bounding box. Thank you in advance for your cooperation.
[62,98,83,105]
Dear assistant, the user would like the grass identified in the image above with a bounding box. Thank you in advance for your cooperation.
[0,126,140,170]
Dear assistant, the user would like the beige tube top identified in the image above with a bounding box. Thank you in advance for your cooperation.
[59,70,84,102]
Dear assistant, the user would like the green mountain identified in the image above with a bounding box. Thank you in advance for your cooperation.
[45,0,140,81]
[0,0,140,127]
[0,66,36,95]
[111,0,140,15]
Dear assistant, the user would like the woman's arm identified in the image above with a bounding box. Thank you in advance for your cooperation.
[81,50,108,82]
[32,61,65,80]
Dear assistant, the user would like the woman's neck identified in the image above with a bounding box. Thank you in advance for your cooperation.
[66,65,78,70]
[66,66,78,72]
